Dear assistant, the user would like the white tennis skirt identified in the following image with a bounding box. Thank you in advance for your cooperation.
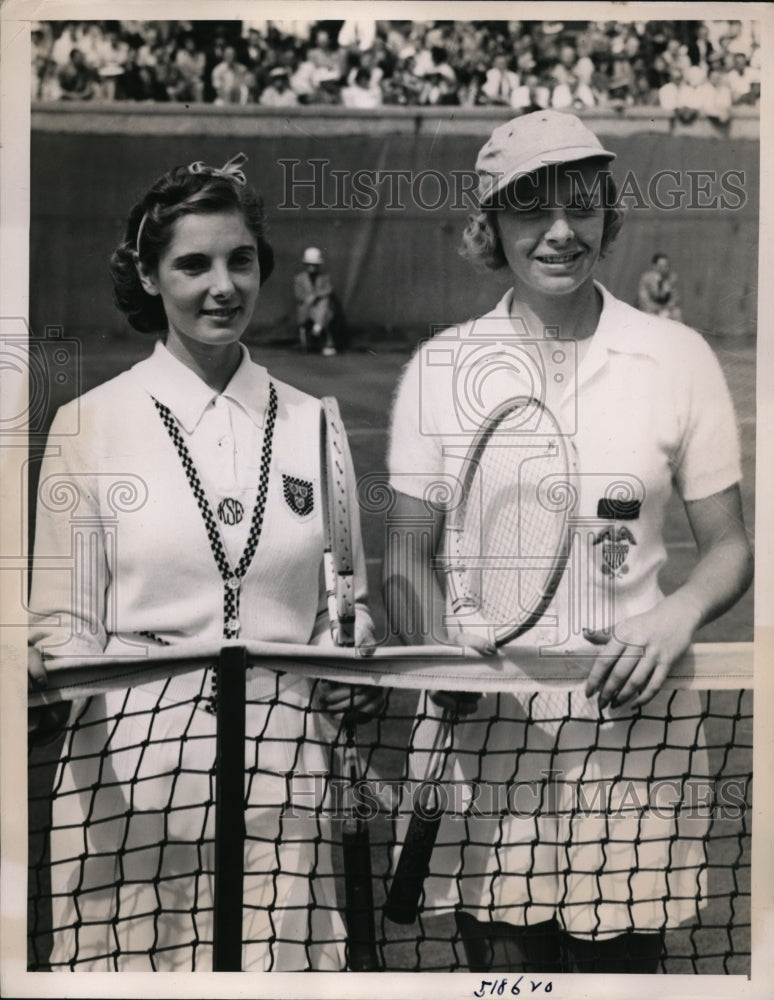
[397,687,710,939]
[47,668,345,971]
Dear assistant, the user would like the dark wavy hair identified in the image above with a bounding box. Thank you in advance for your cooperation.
[460,158,623,271]
[110,161,274,333]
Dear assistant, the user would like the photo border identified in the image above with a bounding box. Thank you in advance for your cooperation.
[2,2,772,998]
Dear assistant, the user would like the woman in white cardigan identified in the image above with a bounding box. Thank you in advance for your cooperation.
[28,154,376,971]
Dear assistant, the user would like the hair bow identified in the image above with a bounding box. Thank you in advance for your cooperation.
[135,154,250,258]
[187,152,248,186]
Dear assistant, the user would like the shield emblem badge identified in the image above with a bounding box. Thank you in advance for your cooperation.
[602,540,630,575]
[594,525,637,577]
[283,474,314,517]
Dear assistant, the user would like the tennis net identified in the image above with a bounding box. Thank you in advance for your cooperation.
[28,640,752,974]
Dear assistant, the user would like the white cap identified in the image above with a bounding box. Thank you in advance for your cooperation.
[475,110,616,206]
[303,246,324,265]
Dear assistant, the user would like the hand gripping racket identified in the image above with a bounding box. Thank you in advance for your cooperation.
[320,396,379,971]
[384,395,576,924]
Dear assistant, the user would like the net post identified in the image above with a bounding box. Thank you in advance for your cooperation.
[212,644,247,971]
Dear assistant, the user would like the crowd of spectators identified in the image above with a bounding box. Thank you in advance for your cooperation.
[31,18,760,119]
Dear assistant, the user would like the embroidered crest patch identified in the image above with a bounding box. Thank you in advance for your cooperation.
[593,525,637,578]
[283,475,314,517]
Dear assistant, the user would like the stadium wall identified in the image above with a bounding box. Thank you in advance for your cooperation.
[30,105,759,347]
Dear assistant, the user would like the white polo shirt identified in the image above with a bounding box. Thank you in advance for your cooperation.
[388,283,741,650]
[30,341,368,658]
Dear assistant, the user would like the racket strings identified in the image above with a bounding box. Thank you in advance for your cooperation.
[459,433,571,632]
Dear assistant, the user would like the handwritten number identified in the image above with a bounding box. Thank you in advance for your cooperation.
[474,977,551,998]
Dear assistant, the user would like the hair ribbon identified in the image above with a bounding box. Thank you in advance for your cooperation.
[135,153,248,256]
[187,152,248,187]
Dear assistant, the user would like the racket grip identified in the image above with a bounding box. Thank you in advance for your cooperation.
[430,690,480,715]
[342,825,379,970]
[384,812,443,925]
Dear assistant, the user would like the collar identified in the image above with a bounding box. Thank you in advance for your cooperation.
[490,282,667,362]
[133,341,270,433]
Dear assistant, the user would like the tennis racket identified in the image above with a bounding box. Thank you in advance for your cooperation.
[384,395,576,925]
[320,396,379,971]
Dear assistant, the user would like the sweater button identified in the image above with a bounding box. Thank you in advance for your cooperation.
[226,618,241,634]
[226,577,240,590]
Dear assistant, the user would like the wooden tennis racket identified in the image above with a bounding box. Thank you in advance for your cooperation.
[384,395,577,925]
[320,395,379,971]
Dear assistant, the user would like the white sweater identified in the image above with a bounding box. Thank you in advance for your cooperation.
[30,341,369,658]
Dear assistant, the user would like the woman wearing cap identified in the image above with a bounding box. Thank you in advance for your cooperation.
[384,111,752,973]
[28,154,377,971]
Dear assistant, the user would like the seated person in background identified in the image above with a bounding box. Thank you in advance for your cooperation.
[345,49,384,90]
[631,64,656,105]
[96,26,130,100]
[458,68,489,108]
[607,50,635,106]
[58,48,98,100]
[551,70,595,109]
[136,25,164,73]
[658,66,697,123]
[660,36,688,73]
[637,253,683,321]
[240,26,267,74]
[510,69,551,113]
[725,52,758,106]
[32,53,61,100]
[294,247,338,356]
[78,22,106,74]
[310,67,343,105]
[481,52,521,106]
[290,48,318,103]
[308,28,345,78]
[418,50,458,106]
[721,19,755,58]
[154,47,187,102]
[590,55,613,106]
[701,66,733,124]
[211,45,251,104]
[688,23,715,70]
[676,65,710,120]
[259,66,300,106]
[550,43,579,86]
[116,46,157,101]
[342,67,383,108]
[31,22,54,63]
[51,22,84,68]
[174,33,206,102]
[572,42,596,92]
[382,48,424,105]
[685,64,729,124]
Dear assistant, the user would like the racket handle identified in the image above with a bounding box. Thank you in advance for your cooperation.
[384,811,443,925]
[342,824,379,970]
[28,700,71,747]
[430,690,480,715]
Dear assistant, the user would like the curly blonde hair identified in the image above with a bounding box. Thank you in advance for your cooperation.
[460,163,624,271]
